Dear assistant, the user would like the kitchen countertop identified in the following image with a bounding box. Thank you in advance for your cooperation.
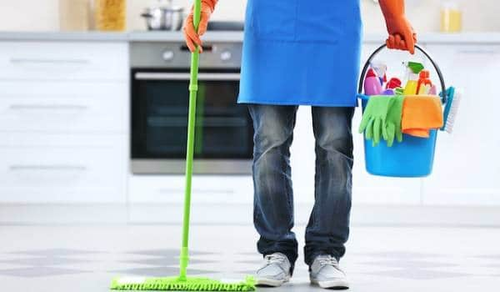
[1,31,500,44]
[0,31,129,42]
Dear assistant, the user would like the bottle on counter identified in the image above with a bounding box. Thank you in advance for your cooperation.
[59,0,92,31]
[441,1,462,33]
[94,0,127,31]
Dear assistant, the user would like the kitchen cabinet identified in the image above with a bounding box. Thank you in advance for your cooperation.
[129,175,253,204]
[128,175,254,223]
[420,44,500,206]
[0,134,127,203]
[0,42,127,81]
[0,40,129,204]
[0,33,499,216]
[0,81,127,133]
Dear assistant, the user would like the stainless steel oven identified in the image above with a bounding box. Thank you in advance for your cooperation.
[130,39,253,174]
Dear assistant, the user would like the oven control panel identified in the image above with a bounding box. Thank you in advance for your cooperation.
[131,42,243,69]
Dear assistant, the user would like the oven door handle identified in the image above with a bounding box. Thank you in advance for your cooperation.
[134,72,241,81]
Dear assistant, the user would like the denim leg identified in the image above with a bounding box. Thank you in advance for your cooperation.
[304,107,355,266]
[248,104,299,267]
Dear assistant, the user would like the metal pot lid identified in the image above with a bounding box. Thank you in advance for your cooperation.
[164,5,184,12]
[143,6,183,12]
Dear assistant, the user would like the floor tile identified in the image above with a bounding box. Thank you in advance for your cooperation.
[0,267,88,278]
[0,257,91,266]
[0,225,498,291]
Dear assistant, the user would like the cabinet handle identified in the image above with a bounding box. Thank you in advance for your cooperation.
[9,165,88,171]
[135,72,241,81]
[9,104,89,111]
[158,188,235,194]
[149,117,247,127]
[9,58,90,65]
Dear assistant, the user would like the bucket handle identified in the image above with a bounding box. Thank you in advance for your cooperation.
[357,44,447,103]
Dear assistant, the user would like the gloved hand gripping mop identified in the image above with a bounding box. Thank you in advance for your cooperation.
[110,0,255,290]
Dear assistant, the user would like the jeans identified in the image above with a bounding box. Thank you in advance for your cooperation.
[248,104,354,269]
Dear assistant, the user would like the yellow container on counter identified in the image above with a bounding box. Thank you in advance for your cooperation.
[440,2,462,33]
[94,0,127,31]
[59,0,91,31]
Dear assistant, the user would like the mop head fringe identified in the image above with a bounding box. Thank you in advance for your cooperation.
[110,275,256,291]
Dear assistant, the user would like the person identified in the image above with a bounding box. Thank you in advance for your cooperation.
[184,0,416,289]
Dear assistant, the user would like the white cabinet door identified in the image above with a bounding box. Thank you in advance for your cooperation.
[421,44,500,206]
[289,106,316,203]
[0,42,128,81]
[128,175,253,224]
[0,134,127,203]
[0,81,127,133]
[129,175,253,204]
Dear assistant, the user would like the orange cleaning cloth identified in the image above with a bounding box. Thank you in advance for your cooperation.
[402,95,444,138]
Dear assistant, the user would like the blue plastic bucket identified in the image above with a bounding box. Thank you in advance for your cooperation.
[358,44,447,178]
[360,95,438,177]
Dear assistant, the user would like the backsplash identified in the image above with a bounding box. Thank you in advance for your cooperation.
[128,0,500,33]
[0,0,498,33]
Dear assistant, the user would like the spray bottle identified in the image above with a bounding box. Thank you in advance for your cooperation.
[371,62,388,86]
[403,61,424,95]
[364,68,383,95]
[417,70,433,95]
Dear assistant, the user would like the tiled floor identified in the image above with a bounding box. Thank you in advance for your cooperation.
[0,224,499,291]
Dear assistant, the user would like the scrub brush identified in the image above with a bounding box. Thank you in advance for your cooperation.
[441,86,462,133]
[110,0,255,290]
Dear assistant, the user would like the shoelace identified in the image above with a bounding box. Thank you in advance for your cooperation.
[264,253,287,265]
[317,255,339,267]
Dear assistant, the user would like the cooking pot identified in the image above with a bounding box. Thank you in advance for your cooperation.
[141,5,184,31]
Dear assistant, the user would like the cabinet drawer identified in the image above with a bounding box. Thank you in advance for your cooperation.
[0,134,127,203]
[0,41,128,81]
[129,175,253,204]
[0,81,128,133]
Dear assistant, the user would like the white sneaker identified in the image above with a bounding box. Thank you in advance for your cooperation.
[255,252,292,287]
[310,254,349,289]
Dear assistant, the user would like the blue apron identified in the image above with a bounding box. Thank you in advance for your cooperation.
[238,0,363,107]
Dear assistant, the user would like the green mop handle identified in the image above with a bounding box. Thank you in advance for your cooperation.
[179,0,202,281]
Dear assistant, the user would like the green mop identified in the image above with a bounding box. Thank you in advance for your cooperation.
[110,0,255,290]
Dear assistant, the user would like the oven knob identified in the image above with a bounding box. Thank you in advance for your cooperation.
[220,50,232,61]
[162,50,175,61]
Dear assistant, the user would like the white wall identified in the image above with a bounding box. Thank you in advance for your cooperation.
[0,0,59,31]
[0,0,499,33]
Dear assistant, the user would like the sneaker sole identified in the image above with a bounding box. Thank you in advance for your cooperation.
[256,276,290,287]
[311,278,349,290]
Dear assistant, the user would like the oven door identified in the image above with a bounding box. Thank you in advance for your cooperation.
[131,70,253,174]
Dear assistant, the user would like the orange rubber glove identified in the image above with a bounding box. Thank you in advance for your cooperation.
[379,0,417,54]
[183,0,218,53]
